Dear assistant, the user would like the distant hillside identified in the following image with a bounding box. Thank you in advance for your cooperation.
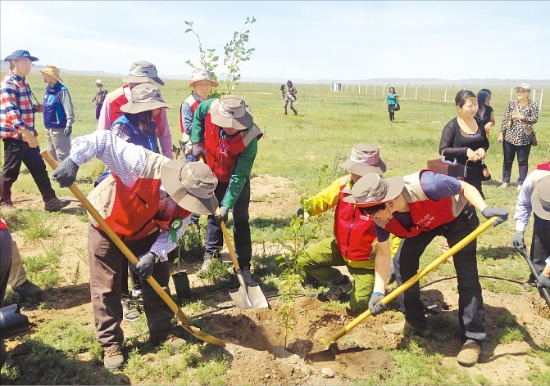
[1,62,548,85]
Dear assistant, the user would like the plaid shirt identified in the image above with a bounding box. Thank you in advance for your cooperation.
[0,70,37,140]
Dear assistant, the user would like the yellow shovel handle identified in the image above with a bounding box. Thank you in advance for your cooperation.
[220,220,241,271]
[41,150,225,346]
[321,216,497,345]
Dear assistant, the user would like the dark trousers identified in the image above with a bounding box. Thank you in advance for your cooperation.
[388,105,395,121]
[393,208,486,343]
[0,229,12,307]
[502,141,531,185]
[0,138,56,203]
[88,225,173,349]
[95,104,103,120]
[205,179,252,269]
[530,215,550,281]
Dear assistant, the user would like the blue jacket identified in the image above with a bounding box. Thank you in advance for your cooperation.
[43,82,68,129]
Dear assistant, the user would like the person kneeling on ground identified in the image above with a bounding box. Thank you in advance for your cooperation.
[343,171,508,367]
[51,130,219,370]
[296,144,399,316]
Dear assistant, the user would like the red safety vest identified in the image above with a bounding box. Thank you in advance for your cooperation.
[334,181,376,261]
[203,112,262,183]
[179,94,201,133]
[0,218,7,231]
[537,162,550,171]
[88,153,190,240]
[383,171,465,238]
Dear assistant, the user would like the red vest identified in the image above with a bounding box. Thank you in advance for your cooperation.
[179,94,200,133]
[203,112,262,183]
[383,172,464,238]
[334,181,376,261]
[0,218,7,231]
[106,85,162,136]
[537,162,550,171]
[88,153,190,240]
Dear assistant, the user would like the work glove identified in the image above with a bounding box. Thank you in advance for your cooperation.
[511,232,526,250]
[481,207,509,227]
[296,205,304,219]
[52,158,79,188]
[214,206,229,225]
[63,126,72,137]
[368,292,386,315]
[537,271,550,289]
[132,252,156,280]
[192,143,206,160]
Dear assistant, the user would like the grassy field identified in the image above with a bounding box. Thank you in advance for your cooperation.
[1,72,549,384]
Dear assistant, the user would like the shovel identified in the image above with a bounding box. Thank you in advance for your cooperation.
[41,150,224,347]
[306,217,497,358]
[513,244,550,307]
[220,220,269,309]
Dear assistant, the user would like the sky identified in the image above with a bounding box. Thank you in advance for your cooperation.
[1,1,549,81]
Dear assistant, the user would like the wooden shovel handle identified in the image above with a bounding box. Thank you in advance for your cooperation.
[41,150,225,346]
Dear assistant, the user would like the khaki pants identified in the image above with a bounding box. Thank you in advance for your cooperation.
[8,239,27,288]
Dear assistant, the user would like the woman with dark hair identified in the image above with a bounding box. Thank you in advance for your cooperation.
[384,86,398,122]
[439,90,489,196]
[476,89,495,138]
[498,83,539,191]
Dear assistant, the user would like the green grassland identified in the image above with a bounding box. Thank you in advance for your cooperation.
[1,72,549,384]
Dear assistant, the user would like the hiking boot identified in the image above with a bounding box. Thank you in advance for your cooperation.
[457,339,481,367]
[12,280,42,298]
[103,346,124,370]
[122,297,141,322]
[150,329,186,349]
[317,276,352,302]
[241,268,257,286]
[197,255,215,278]
[44,197,70,212]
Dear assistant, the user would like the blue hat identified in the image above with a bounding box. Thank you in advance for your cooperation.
[4,50,39,62]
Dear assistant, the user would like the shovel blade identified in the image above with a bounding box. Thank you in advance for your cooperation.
[229,286,254,309]
[246,284,269,309]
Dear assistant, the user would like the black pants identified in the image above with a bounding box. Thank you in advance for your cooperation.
[530,215,550,281]
[205,179,252,269]
[0,138,56,203]
[502,141,531,185]
[388,105,395,121]
[393,208,485,343]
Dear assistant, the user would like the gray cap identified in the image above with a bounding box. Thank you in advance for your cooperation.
[122,60,164,87]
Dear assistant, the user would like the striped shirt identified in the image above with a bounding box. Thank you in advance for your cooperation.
[0,71,37,139]
[69,130,187,260]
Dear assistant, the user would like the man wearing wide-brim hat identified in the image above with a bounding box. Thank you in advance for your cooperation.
[295,144,401,316]
[40,65,75,162]
[91,79,108,120]
[96,60,173,159]
[51,129,218,370]
[0,49,70,212]
[343,169,508,367]
[180,69,218,163]
[191,95,262,283]
[512,162,550,289]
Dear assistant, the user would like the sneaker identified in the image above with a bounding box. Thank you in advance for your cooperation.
[12,280,42,297]
[516,184,522,192]
[103,346,124,370]
[241,268,257,286]
[122,297,141,322]
[457,339,481,366]
[197,255,215,278]
[500,182,509,189]
[317,276,352,302]
[44,197,70,212]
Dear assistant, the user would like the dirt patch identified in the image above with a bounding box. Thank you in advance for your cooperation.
[3,189,550,385]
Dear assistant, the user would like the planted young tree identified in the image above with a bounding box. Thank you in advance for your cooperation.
[184,17,256,97]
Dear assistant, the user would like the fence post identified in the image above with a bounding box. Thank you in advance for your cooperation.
[429,86,432,101]
[403,84,407,99]
[415,86,418,100]
[539,89,544,112]
[533,89,537,102]
[510,87,513,101]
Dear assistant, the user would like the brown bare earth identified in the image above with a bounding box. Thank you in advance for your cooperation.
[4,175,550,385]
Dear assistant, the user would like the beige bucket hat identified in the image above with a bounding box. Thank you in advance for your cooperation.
[339,144,386,176]
[122,60,164,87]
[120,83,172,114]
[532,175,550,221]
[210,95,252,130]
[188,69,219,88]
[161,161,219,215]
[343,173,404,207]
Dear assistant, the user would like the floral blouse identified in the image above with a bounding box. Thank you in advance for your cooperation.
[500,100,539,146]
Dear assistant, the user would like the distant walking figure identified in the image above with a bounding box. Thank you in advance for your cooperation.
[384,86,399,122]
[282,80,297,115]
